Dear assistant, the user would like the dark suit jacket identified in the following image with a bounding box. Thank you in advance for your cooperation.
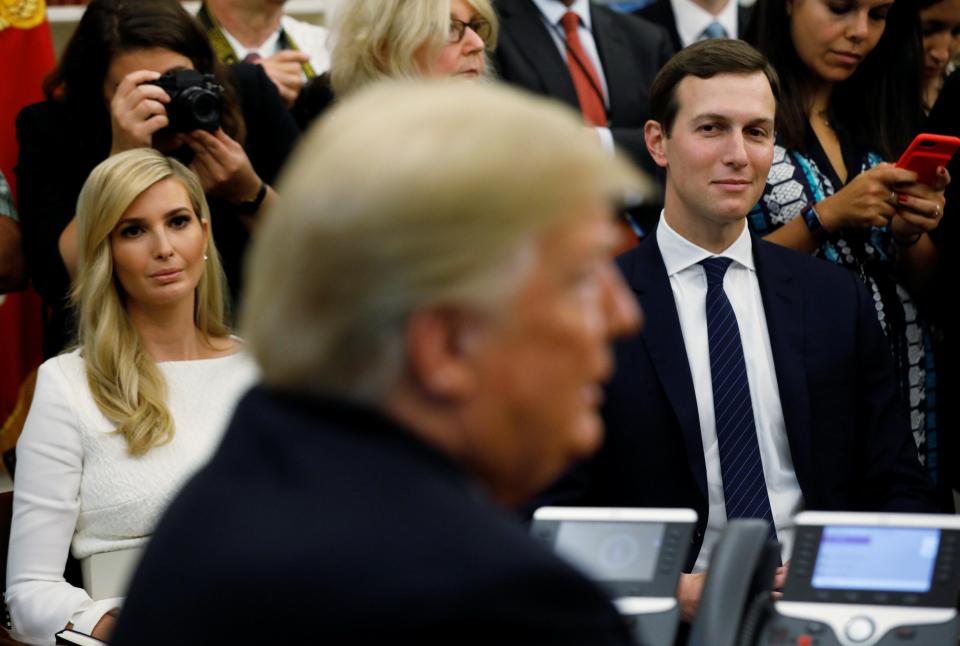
[111,388,635,646]
[633,0,753,53]
[544,233,939,571]
[492,0,673,173]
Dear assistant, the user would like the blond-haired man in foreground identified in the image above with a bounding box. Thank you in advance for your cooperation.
[111,80,647,644]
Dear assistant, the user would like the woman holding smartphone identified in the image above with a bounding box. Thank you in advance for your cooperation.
[745,0,949,493]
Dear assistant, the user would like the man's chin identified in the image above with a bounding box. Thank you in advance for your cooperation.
[712,198,758,221]
[571,413,605,460]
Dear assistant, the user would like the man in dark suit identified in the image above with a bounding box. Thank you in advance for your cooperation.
[111,81,649,645]
[545,39,938,621]
[634,0,752,53]
[492,0,673,173]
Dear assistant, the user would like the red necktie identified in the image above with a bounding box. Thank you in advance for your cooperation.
[243,52,262,64]
[559,12,607,127]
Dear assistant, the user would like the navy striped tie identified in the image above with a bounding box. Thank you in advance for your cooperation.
[700,257,778,544]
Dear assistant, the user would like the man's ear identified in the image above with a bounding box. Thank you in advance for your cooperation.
[644,120,669,170]
[403,306,483,400]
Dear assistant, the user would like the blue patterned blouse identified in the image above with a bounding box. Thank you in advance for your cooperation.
[749,140,939,484]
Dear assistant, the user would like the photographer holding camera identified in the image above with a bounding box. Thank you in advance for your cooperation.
[16,0,299,357]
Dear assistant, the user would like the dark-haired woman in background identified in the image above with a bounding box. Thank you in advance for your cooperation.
[920,0,960,111]
[745,0,950,496]
[16,0,298,357]
[918,0,960,501]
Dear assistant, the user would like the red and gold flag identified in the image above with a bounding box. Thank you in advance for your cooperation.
[0,0,55,423]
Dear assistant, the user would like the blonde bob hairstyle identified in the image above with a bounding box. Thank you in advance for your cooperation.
[71,148,230,456]
[329,0,498,96]
[241,80,648,403]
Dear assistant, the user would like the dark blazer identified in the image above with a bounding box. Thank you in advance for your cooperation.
[15,63,299,356]
[111,388,636,646]
[633,0,753,53]
[492,0,673,174]
[291,71,335,131]
[544,233,939,571]
[923,71,959,496]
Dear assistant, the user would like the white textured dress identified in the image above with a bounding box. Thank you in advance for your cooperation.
[5,348,258,645]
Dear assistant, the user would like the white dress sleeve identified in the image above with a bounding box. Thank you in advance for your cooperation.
[5,359,118,645]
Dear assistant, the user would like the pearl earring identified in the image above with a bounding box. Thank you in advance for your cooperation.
[203,254,208,261]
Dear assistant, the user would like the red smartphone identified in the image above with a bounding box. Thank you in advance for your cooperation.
[895,133,960,186]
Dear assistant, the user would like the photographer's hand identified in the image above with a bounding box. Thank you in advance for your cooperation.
[185,129,262,203]
[108,70,171,156]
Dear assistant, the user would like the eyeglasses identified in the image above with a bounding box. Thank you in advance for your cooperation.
[448,17,492,44]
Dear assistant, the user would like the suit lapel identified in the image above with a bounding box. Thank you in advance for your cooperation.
[737,4,754,37]
[626,241,708,500]
[498,0,579,108]
[589,5,632,121]
[644,0,683,54]
[751,237,813,488]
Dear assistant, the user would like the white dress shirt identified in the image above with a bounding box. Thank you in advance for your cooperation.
[670,0,740,47]
[656,214,803,571]
[221,17,331,75]
[530,0,615,153]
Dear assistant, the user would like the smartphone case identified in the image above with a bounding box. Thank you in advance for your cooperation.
[895,133,960,186]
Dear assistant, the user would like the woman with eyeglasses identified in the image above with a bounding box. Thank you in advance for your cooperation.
[291,0,498,129]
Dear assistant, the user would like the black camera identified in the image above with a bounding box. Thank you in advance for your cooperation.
[145,69,223,133]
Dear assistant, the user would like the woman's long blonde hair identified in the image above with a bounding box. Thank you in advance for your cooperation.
[71,149,230,455]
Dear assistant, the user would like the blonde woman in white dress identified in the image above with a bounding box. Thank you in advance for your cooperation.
[5,149,257,645]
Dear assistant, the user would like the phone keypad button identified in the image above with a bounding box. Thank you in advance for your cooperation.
[844,617,875,643]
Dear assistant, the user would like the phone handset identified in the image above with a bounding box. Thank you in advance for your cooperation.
[687,519,781,646]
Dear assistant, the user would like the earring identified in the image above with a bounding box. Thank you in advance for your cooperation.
[203,254,208,261]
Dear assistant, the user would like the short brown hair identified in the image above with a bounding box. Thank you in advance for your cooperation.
[650,39,780,136]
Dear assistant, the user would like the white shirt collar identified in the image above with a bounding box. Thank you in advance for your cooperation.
[670,0,739,48]
[656,211,755,277]
[531,0,594,30]
[221,24,283,60]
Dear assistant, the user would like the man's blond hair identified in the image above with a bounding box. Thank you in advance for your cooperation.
[241,80,647,401]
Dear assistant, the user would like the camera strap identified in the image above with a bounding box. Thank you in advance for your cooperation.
[197,2,316,79]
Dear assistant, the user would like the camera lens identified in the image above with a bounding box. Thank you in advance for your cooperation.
[181,87,222,132]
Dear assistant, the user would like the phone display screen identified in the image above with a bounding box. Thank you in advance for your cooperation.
[811,526,940,592]
[555,521,665,582]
